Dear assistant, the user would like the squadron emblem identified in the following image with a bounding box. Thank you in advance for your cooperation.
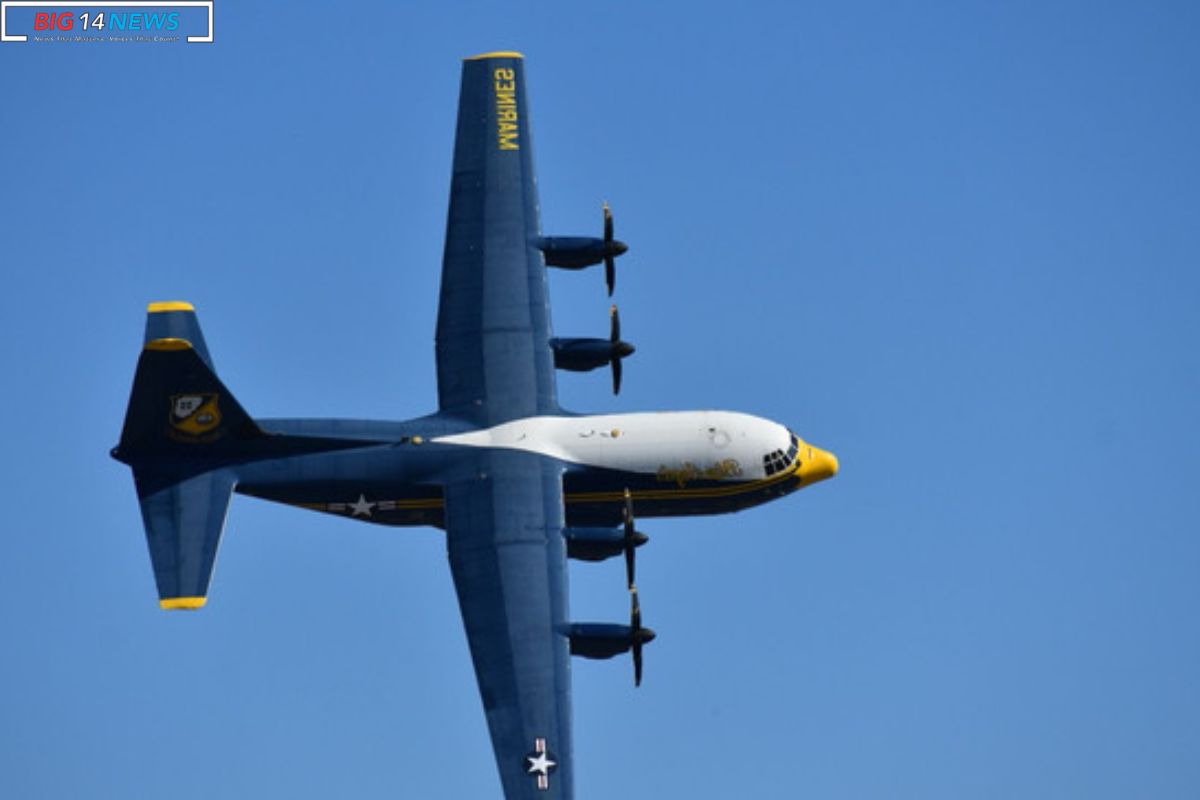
[169,393,221,436]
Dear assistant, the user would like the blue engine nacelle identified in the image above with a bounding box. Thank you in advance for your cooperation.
[563,526,648,562]
[536,236,626,270]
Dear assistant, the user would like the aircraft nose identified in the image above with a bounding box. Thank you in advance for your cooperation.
[798,445,839,485]
[611,239,628,256]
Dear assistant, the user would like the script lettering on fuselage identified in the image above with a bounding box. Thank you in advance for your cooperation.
[656,459,743,487]
[494,68,519,150]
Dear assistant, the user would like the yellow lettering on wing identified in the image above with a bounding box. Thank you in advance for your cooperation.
[494,68,519,151]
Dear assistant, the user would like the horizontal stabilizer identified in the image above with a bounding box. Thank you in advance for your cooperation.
[115,303,254,609]
[115,304,262,469]
[137,468,236,609]
[115,302,384,609]
[143,301,216,370]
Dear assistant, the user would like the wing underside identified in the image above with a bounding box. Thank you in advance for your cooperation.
[444,450,573,798]
[435,53,558,425]
[438,53,575,799]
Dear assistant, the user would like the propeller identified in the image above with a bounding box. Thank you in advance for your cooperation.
[602,203,628,296]
[629,586,656,687]
[609,305,635,395]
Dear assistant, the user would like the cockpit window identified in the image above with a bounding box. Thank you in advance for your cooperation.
[764,433,802,477]
[762,447,789,476]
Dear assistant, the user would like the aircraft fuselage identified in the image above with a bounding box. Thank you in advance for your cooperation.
[235,410,837,529]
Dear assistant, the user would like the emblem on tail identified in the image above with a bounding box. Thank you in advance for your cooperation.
[170,393,222,436]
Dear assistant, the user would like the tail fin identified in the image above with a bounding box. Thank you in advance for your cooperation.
[113,302,260,610]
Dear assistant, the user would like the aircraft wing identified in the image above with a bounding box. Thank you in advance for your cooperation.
[444,449,573,798]
[437,53,575,798]
[435,52,558,426]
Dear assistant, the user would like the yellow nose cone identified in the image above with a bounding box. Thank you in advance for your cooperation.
[798,445,839,485]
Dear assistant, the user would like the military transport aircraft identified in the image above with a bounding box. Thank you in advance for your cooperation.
[112,51,838,798]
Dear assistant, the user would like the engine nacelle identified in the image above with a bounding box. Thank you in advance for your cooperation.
[552,306,634,394]
[564,526,648,562]
[568,623,655,660]
[550,337,635,372]
[536,236,626,270]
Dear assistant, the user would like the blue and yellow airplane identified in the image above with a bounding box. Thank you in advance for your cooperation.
[112,52,837,798]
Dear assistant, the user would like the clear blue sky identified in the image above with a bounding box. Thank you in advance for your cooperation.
[3,2,1199,797]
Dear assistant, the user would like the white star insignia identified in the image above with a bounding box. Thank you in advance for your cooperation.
[526,752,556,776]
[348,494,375,517]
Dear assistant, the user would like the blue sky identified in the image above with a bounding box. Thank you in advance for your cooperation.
[3,2,1199,797]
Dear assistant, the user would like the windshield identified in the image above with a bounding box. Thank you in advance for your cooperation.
[762,433,800,477]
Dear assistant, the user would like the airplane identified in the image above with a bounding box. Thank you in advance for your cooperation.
[111,51,838,799]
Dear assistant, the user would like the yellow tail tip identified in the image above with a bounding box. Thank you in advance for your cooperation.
[160,596,207,610]
[465,50,524,61]
[144,337,193,351]
[147,301,194,313]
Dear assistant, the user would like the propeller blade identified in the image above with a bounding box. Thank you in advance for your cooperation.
[630,586,644,687]
[604,203,616,295]
[610,305,625,394]
[623,489,636,589]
